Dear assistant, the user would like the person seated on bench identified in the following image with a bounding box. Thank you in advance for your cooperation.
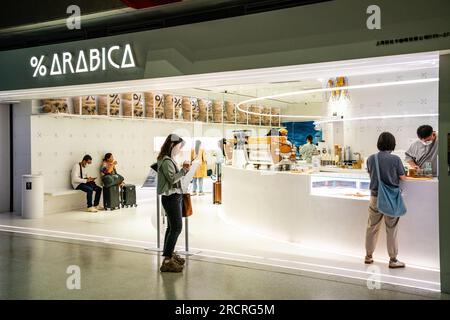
[71,154,103,213]
[101,153,125,188]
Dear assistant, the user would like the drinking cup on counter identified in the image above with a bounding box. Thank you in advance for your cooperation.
[408,168,417,177]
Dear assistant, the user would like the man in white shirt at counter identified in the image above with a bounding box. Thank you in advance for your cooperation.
[71,154,103,213]
[405,125,438,177]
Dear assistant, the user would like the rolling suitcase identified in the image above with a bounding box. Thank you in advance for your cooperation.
[103,185,121,210]
[213,181,222,204]
[121,184,137,208]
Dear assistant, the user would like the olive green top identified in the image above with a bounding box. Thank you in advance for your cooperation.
[156,156,187,195]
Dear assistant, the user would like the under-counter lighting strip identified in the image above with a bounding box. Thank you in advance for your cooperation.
[236,78,439,119]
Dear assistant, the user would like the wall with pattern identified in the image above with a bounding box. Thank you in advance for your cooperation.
[320,68,439,162]
[30,112,268,193]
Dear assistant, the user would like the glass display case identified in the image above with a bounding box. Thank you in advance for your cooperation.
[310,174,370,200]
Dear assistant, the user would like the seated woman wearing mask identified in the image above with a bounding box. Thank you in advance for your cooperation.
[100,153,125,188]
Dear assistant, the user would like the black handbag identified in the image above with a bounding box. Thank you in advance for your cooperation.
[151,162,158,172]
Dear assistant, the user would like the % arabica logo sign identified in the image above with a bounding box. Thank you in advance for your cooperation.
[30,44,136,78]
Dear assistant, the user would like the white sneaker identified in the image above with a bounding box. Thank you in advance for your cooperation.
[87,207,98,213]
[192,192,197,196]
[96,206,104,211]
[199,192,205,196]
[389,259,405,269]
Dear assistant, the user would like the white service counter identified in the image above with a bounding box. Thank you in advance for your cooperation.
[222,166,439,269]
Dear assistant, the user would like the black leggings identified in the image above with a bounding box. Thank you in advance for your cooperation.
[161,193,183,257]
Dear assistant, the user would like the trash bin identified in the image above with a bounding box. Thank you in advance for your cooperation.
[21,174,44,219]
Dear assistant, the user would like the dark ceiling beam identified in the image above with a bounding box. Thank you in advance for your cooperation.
[0,0,333,51]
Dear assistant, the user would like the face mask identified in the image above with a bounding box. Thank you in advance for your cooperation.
[171,145,180,158]
[421,140,432,146]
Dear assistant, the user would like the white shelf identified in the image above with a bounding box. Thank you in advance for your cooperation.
[31,113,277,129]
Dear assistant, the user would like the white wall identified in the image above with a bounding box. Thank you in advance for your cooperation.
[321,67,439,160]
[13,101,32,214]
[30,113,266,192]
[283,102,325,122]
[0,104,10,213]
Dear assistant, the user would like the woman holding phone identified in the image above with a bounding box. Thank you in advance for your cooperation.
[157,134,191,272]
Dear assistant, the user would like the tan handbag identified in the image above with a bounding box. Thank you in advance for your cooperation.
[182,193,193,217]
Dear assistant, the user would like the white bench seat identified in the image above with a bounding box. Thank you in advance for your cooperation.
[43,182,144,214]
[45,182,143,197]
[44,189,84,196]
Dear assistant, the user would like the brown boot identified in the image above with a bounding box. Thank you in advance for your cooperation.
[160,257,183,273]
[172,253,186,265]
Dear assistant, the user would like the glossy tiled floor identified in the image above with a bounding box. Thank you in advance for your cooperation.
[0,232,448,300]
[0,188,442,293]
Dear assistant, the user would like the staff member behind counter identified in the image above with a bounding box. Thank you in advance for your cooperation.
[300,135,318,163]
[405,125,438,176]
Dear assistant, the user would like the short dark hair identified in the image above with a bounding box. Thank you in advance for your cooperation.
[306,135,313,143]
[82,155,92,162]
[377,132,396,151]
[417,125,433,139]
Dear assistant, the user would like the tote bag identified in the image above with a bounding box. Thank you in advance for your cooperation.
[374,153,407,217]
[182,193,193,217]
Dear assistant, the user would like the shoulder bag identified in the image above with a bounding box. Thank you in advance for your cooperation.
[374,153,407,217]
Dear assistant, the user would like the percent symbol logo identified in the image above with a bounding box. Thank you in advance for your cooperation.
[30,56,47,77]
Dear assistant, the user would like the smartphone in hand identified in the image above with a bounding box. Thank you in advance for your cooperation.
[182,161,191,170]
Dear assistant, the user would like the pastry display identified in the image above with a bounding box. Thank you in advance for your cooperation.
[198,98,208,122]
[39,92,281,126]
[173,96,183,120]
[122,93,132,117]
[182,97,192,121]
[261,106,271,126]
[133,93,144,117]
[42,98,69,114]
[144,92,154,118]
[249,105,261,125]
[154,93,164,119]
[237,104,248,124]
[191,98,200,121]
[212,100,223,123]
[224,101,236,123]
[98,95,108,115]
[270,107,281,126]
[163,94,174,119]
[73,96,96,115]
[109,94,120,116]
